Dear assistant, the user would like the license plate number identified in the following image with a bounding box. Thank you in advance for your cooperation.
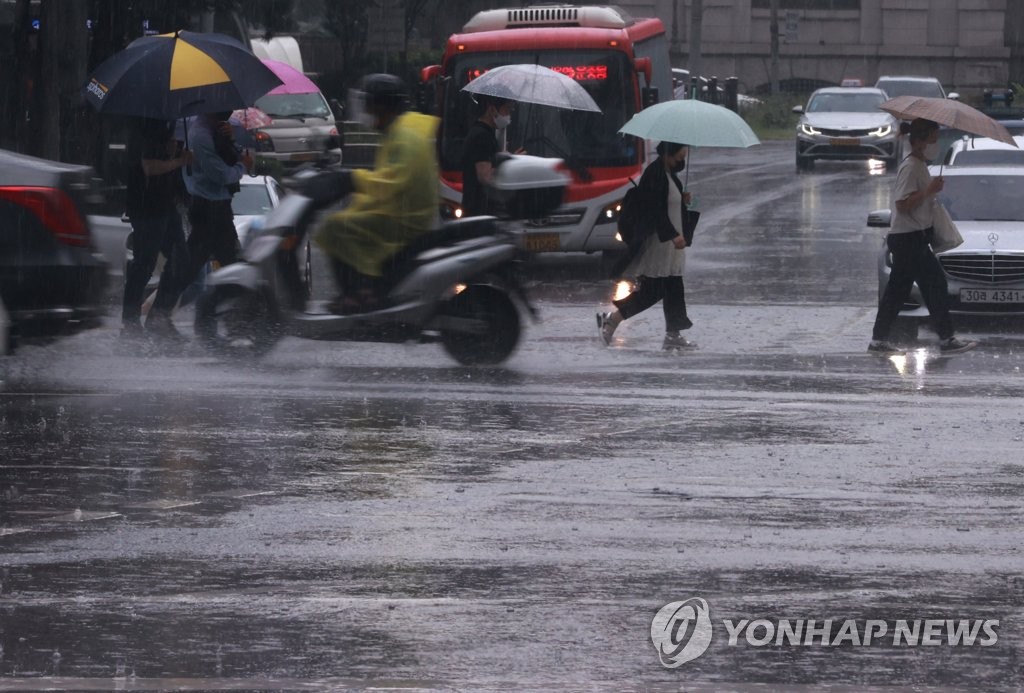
[831,137,860,146]
[523,232,560,253]
[960,288,1024,303]
[290,152,317,161]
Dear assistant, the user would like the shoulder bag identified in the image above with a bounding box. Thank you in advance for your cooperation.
[930,200,963,254]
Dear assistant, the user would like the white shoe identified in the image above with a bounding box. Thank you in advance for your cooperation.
[596,312,618,346]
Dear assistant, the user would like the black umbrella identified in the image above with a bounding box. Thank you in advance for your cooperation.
[83,30,282,120]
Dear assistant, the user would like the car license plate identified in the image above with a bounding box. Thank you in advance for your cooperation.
[290,152,317,161]
[830,137,860,146]
[523,232,560,253]
[960,288,1024,303]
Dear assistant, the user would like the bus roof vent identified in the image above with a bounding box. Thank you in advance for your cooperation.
[462,5,634,32]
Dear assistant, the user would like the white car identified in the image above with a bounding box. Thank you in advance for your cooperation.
[90,175,283,279]
[942,135,1024,167]
[875,75,958,101]
[793,87,901,172]
[869,166,1024,336]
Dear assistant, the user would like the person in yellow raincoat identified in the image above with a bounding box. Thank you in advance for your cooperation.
[314,74,440,313]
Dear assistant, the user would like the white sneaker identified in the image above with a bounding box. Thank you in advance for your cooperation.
[596,312,618,346]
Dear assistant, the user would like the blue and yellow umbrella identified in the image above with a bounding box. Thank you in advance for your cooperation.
[83,31,282,119]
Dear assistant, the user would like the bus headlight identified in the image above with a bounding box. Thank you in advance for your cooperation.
[599,199,623,225]
[440,198,464,220]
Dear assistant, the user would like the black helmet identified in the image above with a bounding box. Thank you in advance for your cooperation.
[361,73,407,112]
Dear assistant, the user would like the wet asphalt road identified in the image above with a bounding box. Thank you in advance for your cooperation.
[1,141,1023,691]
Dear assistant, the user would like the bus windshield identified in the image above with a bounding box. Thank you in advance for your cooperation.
[439,50,639,172]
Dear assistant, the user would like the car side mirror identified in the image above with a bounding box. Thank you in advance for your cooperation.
[792,105,804,114]
[867,209,892,228]
[947,92,960,101]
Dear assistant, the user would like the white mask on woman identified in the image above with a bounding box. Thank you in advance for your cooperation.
[494,113,512,130]
[923,141,940,161]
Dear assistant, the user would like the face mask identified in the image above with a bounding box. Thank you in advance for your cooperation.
[923,141,940,161]
[494,113,511,130]
[671,159,687,173]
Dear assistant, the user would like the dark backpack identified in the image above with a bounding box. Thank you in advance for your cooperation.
[617,178,646,250]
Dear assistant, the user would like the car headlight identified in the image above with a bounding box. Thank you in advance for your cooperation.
[869,124,892,137]
[598,200,622,225]
[799,123,820,136]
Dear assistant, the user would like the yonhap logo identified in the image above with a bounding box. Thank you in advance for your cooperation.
[651,597,999,669]
[650,597,713,667]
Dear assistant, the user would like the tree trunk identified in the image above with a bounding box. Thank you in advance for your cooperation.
[36,0,89,161]
[688,0,703,97]
[0,0,32,151]
[770,0,780,95]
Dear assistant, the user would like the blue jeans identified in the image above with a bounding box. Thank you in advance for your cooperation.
[122,212,187,324]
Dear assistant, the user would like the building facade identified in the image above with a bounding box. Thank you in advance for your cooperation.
[617,0,1013,95]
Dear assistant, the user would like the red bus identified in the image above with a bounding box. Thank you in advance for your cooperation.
[420,5,672,257]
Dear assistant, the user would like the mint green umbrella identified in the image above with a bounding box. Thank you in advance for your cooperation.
[618,99,760,148]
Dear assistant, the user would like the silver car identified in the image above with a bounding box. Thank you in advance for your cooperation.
[875,75,958,101]
[793,87,901,172]
[869,166,1024,337]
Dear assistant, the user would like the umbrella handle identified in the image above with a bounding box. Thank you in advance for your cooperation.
[182,117,193,176]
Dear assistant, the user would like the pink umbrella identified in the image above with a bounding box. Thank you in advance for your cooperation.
[261,59,320,95]
[230,106,273,129]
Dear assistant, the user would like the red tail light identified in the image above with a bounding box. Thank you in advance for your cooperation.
[253,130,275,152]
[0,186,90,247]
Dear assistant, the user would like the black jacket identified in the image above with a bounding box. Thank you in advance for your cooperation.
[609,156,685,277]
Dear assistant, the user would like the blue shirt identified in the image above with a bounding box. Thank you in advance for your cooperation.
[182,117,245,202]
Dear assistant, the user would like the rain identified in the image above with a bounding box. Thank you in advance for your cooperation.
[2,2,1023,691]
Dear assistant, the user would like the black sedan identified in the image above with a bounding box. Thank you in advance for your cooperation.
[0,148,108,350]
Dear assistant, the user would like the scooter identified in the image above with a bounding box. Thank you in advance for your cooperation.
[193,155,569,366]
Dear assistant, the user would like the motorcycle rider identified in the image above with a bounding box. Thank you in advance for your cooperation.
[314,74,440,313]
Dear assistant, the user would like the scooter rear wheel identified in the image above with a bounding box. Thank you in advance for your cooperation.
[440,284,521,366]
[194,285,281,358]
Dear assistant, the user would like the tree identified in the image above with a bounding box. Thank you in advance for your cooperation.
[323,0,371,83]
[35,0,90,161]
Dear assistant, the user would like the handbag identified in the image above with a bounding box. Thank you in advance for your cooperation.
[930,201,963,253]
[682,209,700,246]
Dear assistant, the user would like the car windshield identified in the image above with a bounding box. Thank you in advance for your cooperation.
[807,92,885,113]
[439,50,638,170]
[877,80,944,99]
[254,92,330,119]
[939,174,1024,221]
[232,183,273,216]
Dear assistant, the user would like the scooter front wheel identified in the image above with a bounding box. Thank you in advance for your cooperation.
[440,284,521,366]
[194,285,281,358]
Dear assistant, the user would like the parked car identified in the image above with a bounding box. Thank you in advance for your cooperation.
[874,75,958,101]
[793,87,901,171]
[931,119,1024,165]
[942,135,1024,167]
[250,59,342,171]
[0,148,109,349]
[868,166,1024,336]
